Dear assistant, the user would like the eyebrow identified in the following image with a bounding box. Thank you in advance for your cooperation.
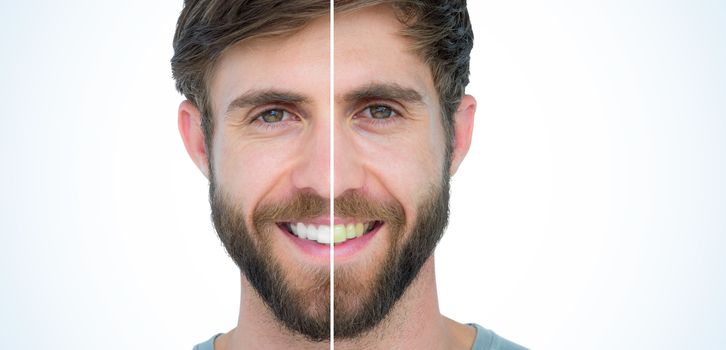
[340,83,425,107]
[226,89,311,115]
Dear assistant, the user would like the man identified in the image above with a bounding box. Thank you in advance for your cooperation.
[172,1,526,349]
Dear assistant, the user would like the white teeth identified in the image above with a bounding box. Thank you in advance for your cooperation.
[295,222,307,239]
[306,225,318,241]
[317,226,331,244]
[286,222,375,245]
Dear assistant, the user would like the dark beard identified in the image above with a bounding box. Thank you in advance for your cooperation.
[333,180,449,339]
[208,173,450,342]
[210,180,331,342]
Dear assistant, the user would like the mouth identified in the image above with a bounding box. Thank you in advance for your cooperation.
[277,221,381,245]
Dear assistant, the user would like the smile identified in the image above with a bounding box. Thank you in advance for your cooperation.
[280,221,380,245]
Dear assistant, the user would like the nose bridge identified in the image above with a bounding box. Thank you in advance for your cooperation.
[291,117,331,198]
[333,123,365,198]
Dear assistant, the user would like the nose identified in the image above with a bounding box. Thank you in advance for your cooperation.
[333,123,365,198]
[290,116,366,199]
[291,117,331,198]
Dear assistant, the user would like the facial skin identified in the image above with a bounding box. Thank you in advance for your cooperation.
[332,7,474,341]
[180,15,334,342]
[179,5,476,348]
[332,6,453,338]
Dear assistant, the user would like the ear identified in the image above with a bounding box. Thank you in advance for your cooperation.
[178,100,211,179]
[449,95,476,176]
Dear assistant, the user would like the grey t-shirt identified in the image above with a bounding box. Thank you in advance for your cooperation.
[192,324,527,350]
[468,324,527,350]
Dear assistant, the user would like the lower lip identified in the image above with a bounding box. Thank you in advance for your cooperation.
[279,223,381,263]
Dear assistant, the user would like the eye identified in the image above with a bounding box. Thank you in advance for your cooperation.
[257,108,291,123]
[361,105,398,119]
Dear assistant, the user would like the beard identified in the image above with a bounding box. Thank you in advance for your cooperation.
[209,172,450,342]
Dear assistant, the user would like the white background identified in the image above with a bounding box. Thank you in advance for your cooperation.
[1,1,724,349]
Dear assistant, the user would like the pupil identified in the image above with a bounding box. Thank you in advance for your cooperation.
[371,106,392,119]
[262,109,284,123]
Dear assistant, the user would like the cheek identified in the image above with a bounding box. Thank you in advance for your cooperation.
[211,129,298,211]
[356,126,445,218]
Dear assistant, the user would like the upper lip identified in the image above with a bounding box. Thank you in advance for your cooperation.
[278,216,376,226]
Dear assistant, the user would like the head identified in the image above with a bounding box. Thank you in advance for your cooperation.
[172,0,475,342]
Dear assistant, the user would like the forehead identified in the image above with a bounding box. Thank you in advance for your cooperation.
[208,5,436,114]
[334,5,435,104]
[208,15,330,117]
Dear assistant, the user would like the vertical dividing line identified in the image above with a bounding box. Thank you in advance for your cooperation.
[329,16,336,350]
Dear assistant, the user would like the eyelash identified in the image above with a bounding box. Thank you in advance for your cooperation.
[249,107,300,130]
[244,103,402,130]
[355,104,403,127]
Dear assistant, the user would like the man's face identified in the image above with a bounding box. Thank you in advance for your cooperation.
[205,5,451,341]
[331,6,451,338]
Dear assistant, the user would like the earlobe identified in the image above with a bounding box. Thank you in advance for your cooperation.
[178,100,211,179]
[449,95,476,176]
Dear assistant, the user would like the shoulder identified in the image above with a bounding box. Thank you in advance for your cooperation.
[192,334,223,350]
[469,324,528,350]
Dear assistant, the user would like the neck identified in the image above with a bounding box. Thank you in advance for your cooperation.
[217,255,473,350]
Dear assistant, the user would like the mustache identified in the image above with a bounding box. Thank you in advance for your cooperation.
[253,190,405,228]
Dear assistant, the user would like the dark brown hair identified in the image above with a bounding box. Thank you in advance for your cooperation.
[171,0,473,157]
